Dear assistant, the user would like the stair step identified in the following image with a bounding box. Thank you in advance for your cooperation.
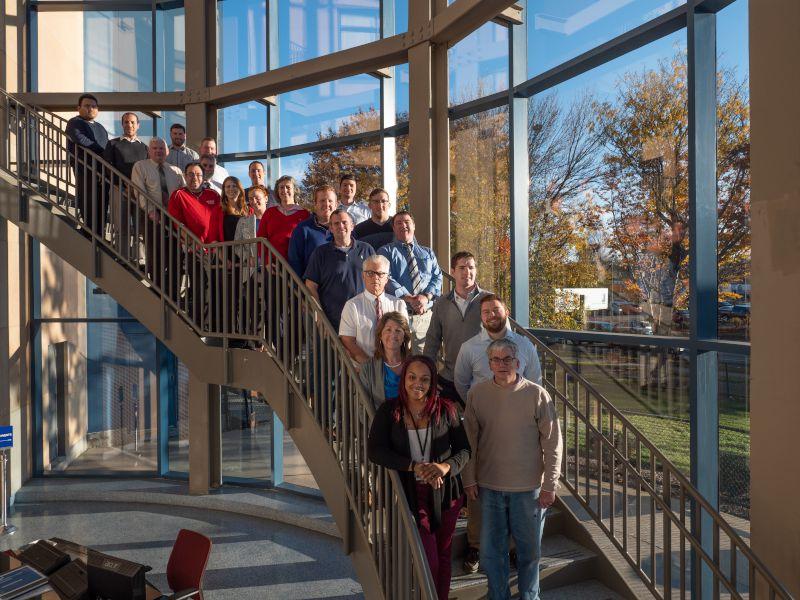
[451,508,562,559]
[542,579,624,599]
[449,534,597,599]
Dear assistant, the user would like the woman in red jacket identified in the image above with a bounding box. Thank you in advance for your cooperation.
[256,175,309,260]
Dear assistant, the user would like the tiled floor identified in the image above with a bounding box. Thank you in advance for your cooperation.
[1,501,362,599]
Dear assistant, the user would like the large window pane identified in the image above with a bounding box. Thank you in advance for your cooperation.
[169,362,190,474]
[278,75,380,147]
[36,10,153,92]
[217,0,267,83]
[527,31,688,336]
[719,352,749,522]
[541,337,691,476]
[395,63,409,122]
[218,102,268,154]
[221,388,273,483]
[450,107,510,302]
[716,0,750,342]
[278,0,380,67]
[395,134,409,210]
[156,3,186,91]
[449,22,508,105]
[527,0,686,78]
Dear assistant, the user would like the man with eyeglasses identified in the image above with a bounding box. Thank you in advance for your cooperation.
[339,254,408,365]
[453,293,543,575]
[463,338,562,600]
[353,188,395,250]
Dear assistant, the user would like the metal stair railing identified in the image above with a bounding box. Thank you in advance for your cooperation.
[441,275,791,600]
[0,88,437,600]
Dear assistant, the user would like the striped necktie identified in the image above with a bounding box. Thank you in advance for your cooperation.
[404,242,422,295]
[375,295,383,321]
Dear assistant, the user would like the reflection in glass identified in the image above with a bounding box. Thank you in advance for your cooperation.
[283,427,319,489]
[716,0,751,342]
[278,75,380,147]
[283,142,382,205]
[449,22,508,105]
[218,102,267,155]
[278,0,380,66]
[36,11,153,92]
[527,32,688,335]
[169,362,190,474]
[450,107,511,302]
[217,0,267,83]
[527,0,686,77]
[541,337,690,476]
[718,352,749,522]
[156,3,186,91]
[395,63,410,122]
[221,388,272,483]
[85,11,154,92]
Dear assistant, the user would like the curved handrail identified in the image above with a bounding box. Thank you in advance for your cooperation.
[440,275,791,599]
[0,89,437,600]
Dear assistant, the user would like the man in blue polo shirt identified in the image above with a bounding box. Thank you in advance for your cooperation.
[304,208,375,330]
[288,184,337,276]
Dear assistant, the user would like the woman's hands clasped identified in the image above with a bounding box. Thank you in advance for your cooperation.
[413,462,451,489]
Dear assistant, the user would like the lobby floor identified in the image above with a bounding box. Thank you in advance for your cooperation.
[0,500,362,599]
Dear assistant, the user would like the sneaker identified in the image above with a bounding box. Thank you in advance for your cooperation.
[463,547,480,574]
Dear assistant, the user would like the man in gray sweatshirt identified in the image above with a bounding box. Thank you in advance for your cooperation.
[463,338,562,600]
[423,251,491,405]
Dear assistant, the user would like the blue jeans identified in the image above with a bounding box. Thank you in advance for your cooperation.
[480,487,546,600]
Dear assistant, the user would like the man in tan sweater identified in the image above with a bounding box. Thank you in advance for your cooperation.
[463,338,562,600]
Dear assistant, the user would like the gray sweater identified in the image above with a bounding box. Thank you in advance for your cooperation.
[423,286,490,381]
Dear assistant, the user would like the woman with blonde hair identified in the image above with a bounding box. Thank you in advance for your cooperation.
[360,312,411,410]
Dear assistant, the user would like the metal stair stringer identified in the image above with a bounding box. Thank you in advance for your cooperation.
[0,168,391,600]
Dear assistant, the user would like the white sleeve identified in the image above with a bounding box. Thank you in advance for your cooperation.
[454,344,473,401]
[523,339,543,385]
[338,300,359,337]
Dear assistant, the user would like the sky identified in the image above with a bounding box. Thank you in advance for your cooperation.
[213,0,749,159]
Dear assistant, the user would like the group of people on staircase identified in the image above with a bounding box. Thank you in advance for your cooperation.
[65,94,564,600]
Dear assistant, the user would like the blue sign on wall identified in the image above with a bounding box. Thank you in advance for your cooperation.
[0,427,12,449]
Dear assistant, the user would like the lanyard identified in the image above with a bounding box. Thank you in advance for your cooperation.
[408,410,430,461]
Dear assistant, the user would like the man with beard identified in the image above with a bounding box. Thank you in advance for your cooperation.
[453,293,542,575]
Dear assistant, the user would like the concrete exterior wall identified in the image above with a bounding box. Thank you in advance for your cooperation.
[35,11,84,93]
[749,1,800,596]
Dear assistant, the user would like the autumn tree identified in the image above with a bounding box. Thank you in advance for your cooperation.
[300,108,382,205]
[527,92,607,328]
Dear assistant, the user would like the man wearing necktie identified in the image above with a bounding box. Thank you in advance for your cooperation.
[130,138,185,285]
[378,211,443,354]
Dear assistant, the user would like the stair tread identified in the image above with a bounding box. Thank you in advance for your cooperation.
[450,534,596,590]
[542,579,624,599]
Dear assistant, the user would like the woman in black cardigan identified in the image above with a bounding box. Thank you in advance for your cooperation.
[367,355,470,600]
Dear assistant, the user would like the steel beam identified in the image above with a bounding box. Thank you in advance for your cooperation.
[687,6,718,597]
[16,92,186,111]
[508,0,528,325]
[431,0,517,47]
[184,0,216,143]
[407,0,433,245]
[432,0,450,268]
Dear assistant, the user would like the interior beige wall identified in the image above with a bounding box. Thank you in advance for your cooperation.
[38,246,88,469]
[749,1,800,596]
[0,219,30,498]
[35,11,84,93]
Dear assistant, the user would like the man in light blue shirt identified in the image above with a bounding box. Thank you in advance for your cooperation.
[378,210,443,353]
[454,294,542,401]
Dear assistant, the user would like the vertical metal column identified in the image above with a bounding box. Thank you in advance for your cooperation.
[431,0,450,267]
[407,0,434,246]
[688,4,718,596]
[267,0,281,183]
[508,1,530,326]
[184,0,217,144]
[380,0,398,211]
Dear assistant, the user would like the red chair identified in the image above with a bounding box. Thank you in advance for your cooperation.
[157,529,212,600]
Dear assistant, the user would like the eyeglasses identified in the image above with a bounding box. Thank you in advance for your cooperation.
[364,270,388,278]
[369,199,390,204]
[489,356,516,366]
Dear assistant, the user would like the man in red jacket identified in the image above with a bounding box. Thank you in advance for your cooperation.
[166,162,223,326]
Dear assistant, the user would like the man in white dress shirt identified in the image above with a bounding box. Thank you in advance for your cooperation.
[339,254,408,364]
[198,137,229,190]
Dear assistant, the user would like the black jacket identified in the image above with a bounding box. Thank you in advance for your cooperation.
[368,399,471,531]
